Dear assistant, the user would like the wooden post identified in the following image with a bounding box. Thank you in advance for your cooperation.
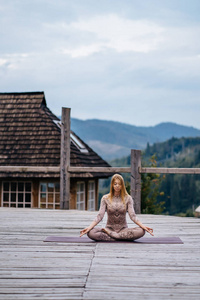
[131,149,141,214]
[60,107,71,209]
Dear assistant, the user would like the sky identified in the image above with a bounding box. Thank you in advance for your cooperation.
[0,0,200,128]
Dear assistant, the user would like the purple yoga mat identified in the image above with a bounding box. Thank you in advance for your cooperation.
[44,236,183,244]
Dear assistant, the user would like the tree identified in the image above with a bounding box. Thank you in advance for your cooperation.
[170,180,181,214]
[141,155,165,214]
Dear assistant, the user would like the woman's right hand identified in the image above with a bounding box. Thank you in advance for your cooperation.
[80,227,91,237]
[143,226,154,236]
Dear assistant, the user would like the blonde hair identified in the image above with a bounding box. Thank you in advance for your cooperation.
[108,174,128,205]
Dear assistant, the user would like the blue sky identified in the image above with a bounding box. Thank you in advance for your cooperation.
[1,0,200,128]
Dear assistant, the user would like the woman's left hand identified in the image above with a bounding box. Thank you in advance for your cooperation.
[143,226,154,236]
[80,227,91,237]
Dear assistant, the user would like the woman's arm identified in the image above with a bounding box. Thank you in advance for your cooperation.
[80,220,98,237]
[80,196,107,237]
[134,219,154,236]
[127,196,154,236]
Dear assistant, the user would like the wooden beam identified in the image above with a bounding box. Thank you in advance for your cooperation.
[1,166,199,175]
[60,107,71,209]
[0,166,59,172]
[68,167,131,173]
[140,167,200,174]
[131,149,141,214]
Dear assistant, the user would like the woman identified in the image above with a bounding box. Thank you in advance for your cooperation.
[80,174,154,241]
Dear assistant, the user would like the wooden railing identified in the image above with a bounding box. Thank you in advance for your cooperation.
[0,166,59,172]
[67,152,200,213]
[2,107,200,213]
[61,108,200,213]
[140,167,200,174]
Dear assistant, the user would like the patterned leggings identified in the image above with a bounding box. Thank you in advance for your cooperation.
[87,226,145,241]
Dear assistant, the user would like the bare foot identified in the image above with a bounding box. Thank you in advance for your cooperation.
[101,228,110,235]
[101,228,117,239]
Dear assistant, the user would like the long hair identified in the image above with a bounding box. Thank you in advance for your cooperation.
[108,174,128,205]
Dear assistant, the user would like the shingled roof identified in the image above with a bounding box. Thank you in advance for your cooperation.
[0,92,110,177]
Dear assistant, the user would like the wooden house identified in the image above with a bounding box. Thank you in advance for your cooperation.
[0,92,111,210]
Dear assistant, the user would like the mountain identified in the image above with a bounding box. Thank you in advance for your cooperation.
[143,136,200,168]
[70,118,200,160]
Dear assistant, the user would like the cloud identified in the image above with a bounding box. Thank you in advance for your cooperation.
[55,14,165,57]
[0,58,8,66]
[61,44,103,58]
[0,1,200,129]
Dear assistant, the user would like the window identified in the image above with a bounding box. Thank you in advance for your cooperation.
[2,181,32,208]
[53,120,88,153]
[76,182,85,210]
[39,182,60,209]
[70,133,88,153]
[88,181,95,211]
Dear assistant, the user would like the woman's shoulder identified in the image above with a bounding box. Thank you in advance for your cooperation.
[125,194,133,203]
[102,194,110,201]
[100,194,109,206]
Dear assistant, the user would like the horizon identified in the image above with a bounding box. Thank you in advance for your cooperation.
[62,115,200,131]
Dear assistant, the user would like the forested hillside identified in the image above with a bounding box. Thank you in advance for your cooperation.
[70,118,200,160]
[106,136,200,215]
[144,137,200,167]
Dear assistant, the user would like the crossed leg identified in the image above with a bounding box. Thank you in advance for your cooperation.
[87,227,116,241]
[102,227,145,240]
[87,226,145,241]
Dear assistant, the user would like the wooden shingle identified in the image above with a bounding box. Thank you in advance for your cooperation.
[0,92,110,178]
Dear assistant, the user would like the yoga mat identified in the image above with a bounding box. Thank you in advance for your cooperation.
[44,236,183,244]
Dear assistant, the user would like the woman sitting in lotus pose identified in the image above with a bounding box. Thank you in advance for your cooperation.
[80,174,154,241]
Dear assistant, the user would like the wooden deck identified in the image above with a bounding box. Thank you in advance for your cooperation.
[0,208,200,300]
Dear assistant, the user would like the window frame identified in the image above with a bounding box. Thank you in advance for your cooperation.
[88,180,95,211]
[1,181,32,208]
[53,120,88,153]
[76,181,85,210]
[39,182,60,209]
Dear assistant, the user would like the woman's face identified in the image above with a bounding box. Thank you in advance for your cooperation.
[113,179,122,194]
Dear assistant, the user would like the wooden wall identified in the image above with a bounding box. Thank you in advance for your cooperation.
[0,177,99,211]
[70,178,99,211]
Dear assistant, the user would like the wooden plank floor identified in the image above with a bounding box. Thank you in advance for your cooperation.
[0,208,200,300]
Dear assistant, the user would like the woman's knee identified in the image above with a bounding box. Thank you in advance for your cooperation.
[134,227,145,239]
[87,227,101,240]
[87,228,95,239]
[140,228,145,237]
